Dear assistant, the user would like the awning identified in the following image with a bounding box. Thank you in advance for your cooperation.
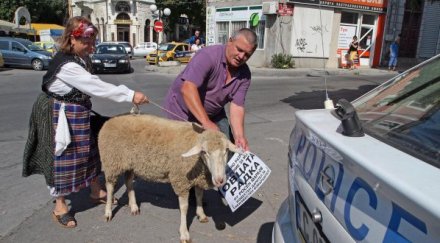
[0,20,35,35]
[31,23,64,35]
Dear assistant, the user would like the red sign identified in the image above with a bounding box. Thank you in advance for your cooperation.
[278,3,293,16]
[154,21,163,32]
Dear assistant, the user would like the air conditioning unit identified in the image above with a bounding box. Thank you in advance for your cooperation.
[262,2,277,15]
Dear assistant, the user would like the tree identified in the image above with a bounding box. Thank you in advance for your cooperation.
[0,0,65,24]
[155,0,206,37]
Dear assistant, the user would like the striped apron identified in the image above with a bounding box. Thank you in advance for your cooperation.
[51,100,100,196]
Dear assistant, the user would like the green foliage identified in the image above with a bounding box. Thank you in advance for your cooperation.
[0,0,65,25]
[155,0,206,36]
[271,53,295,69]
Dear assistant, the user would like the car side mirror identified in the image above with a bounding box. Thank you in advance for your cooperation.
[333,99,364,137]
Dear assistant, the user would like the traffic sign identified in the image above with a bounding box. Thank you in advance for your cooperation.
[154,21,163,32]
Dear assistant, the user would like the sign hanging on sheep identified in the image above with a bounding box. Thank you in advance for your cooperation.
[220,152,271,212]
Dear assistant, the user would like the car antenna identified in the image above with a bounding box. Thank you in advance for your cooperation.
[318,3,334,109]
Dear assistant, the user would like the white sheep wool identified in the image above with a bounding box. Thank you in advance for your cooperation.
[220,152,271,212]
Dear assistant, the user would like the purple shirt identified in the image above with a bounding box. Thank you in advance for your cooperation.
[164,44,251,121]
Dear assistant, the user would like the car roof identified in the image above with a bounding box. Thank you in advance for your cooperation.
[97,43,125,47]
[0,37,32,43]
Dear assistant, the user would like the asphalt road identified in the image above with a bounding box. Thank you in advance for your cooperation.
[0,59,394,242]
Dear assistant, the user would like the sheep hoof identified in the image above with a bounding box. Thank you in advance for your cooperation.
[198,216,209,223]
[130,209,140,216]
[180,240,191,243]
[105,216,112,222]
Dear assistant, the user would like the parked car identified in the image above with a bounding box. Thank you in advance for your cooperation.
[0,37,52,71]
[91,43,131,73]
[146,42,191,64]
[272,54,440,243]
[133,42,157,57]
[100,41,133,59]
[33,41,58,55]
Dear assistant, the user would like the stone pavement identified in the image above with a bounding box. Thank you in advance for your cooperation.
[144,61,402,77]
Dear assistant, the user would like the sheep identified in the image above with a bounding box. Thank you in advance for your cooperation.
[98,114,241,243]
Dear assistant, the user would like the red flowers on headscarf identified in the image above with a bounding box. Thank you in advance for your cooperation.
[71,21,95,38]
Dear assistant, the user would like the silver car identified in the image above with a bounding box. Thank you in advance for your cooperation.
[272,54,440,242]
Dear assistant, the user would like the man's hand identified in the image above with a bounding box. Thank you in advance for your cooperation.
[201,120,219,131]
[132,91,149,105]
[235,136,249,152]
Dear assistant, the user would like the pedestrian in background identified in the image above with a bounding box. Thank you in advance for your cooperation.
[191,37,203,52]
[348,35,359,70]
[164,28,258,151]
[22,16,149,229]
[188,29,205,45]
[388,37,400,71]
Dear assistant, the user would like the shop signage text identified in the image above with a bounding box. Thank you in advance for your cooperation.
[288,0,387,12]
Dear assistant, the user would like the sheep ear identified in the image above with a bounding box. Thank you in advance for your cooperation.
[192,123,205,134]
[182,141,207,157]
[228,141,243,154]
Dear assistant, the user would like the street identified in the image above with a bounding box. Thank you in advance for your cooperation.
[0,59,394,242]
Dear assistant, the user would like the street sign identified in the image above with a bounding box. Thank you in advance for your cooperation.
[154,21,163,32]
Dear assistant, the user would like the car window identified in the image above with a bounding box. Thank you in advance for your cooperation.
[97,45,126,54]
[12,42,26,52]
[0,41,8,50]
[354,56,440,166]
[159,44,175,51]
[175,45,184,52]
[20,40,43,51]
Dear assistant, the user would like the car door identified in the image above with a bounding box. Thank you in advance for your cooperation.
[0,40,12,64]
[10,41,29,66]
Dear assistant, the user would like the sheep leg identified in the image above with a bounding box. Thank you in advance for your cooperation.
[178,194,191,243]
[194,187,208,223]
[104,181,115,221]
[125,170,139,215]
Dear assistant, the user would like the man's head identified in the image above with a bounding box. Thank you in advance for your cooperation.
[195,30,201,37]
[225,28,257,68]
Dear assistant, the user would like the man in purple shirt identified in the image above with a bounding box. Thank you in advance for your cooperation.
[164,28,257,151]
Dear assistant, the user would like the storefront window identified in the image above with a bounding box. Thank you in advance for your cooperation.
[231,21,247,33]
[217,22,229,44]
[341,12,358,24]
[250,20,265,49]
[362,14,375,25]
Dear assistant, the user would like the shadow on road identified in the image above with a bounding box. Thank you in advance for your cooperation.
[66,177,262,233]
[281,84,378,109]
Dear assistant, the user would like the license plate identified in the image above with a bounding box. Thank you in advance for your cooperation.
[104,63,116,67]
[295,192,329,243]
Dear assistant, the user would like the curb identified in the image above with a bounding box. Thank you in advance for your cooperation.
[143,64,396,77]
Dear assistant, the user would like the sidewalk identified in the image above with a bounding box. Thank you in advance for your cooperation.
[144,62,397,77]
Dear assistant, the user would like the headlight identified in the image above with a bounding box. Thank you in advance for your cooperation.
[119,59,129,63]
[41,55,51,60]
[92,59,101,63]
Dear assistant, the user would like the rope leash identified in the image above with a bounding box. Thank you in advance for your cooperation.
[129,100,204,130]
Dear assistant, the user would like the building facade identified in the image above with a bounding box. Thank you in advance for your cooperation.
[383,0,440,66]
[207,0,391,68]
[72,0,162,47]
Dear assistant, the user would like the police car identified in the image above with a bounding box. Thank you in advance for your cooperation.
[272,54,440,243]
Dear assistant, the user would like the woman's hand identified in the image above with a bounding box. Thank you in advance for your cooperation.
[132,91,149,105]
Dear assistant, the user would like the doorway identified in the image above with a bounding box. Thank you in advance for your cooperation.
[117,25,129,42]
[340,11,378,66]
[399,1,422,57]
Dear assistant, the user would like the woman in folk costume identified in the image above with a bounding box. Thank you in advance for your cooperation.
[22,16,149,228]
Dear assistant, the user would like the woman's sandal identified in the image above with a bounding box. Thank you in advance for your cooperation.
[52,212,77,228]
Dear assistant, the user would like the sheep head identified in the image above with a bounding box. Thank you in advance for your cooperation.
[181,130,242,187]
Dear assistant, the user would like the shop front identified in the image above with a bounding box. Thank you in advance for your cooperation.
[288,0,388,68]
